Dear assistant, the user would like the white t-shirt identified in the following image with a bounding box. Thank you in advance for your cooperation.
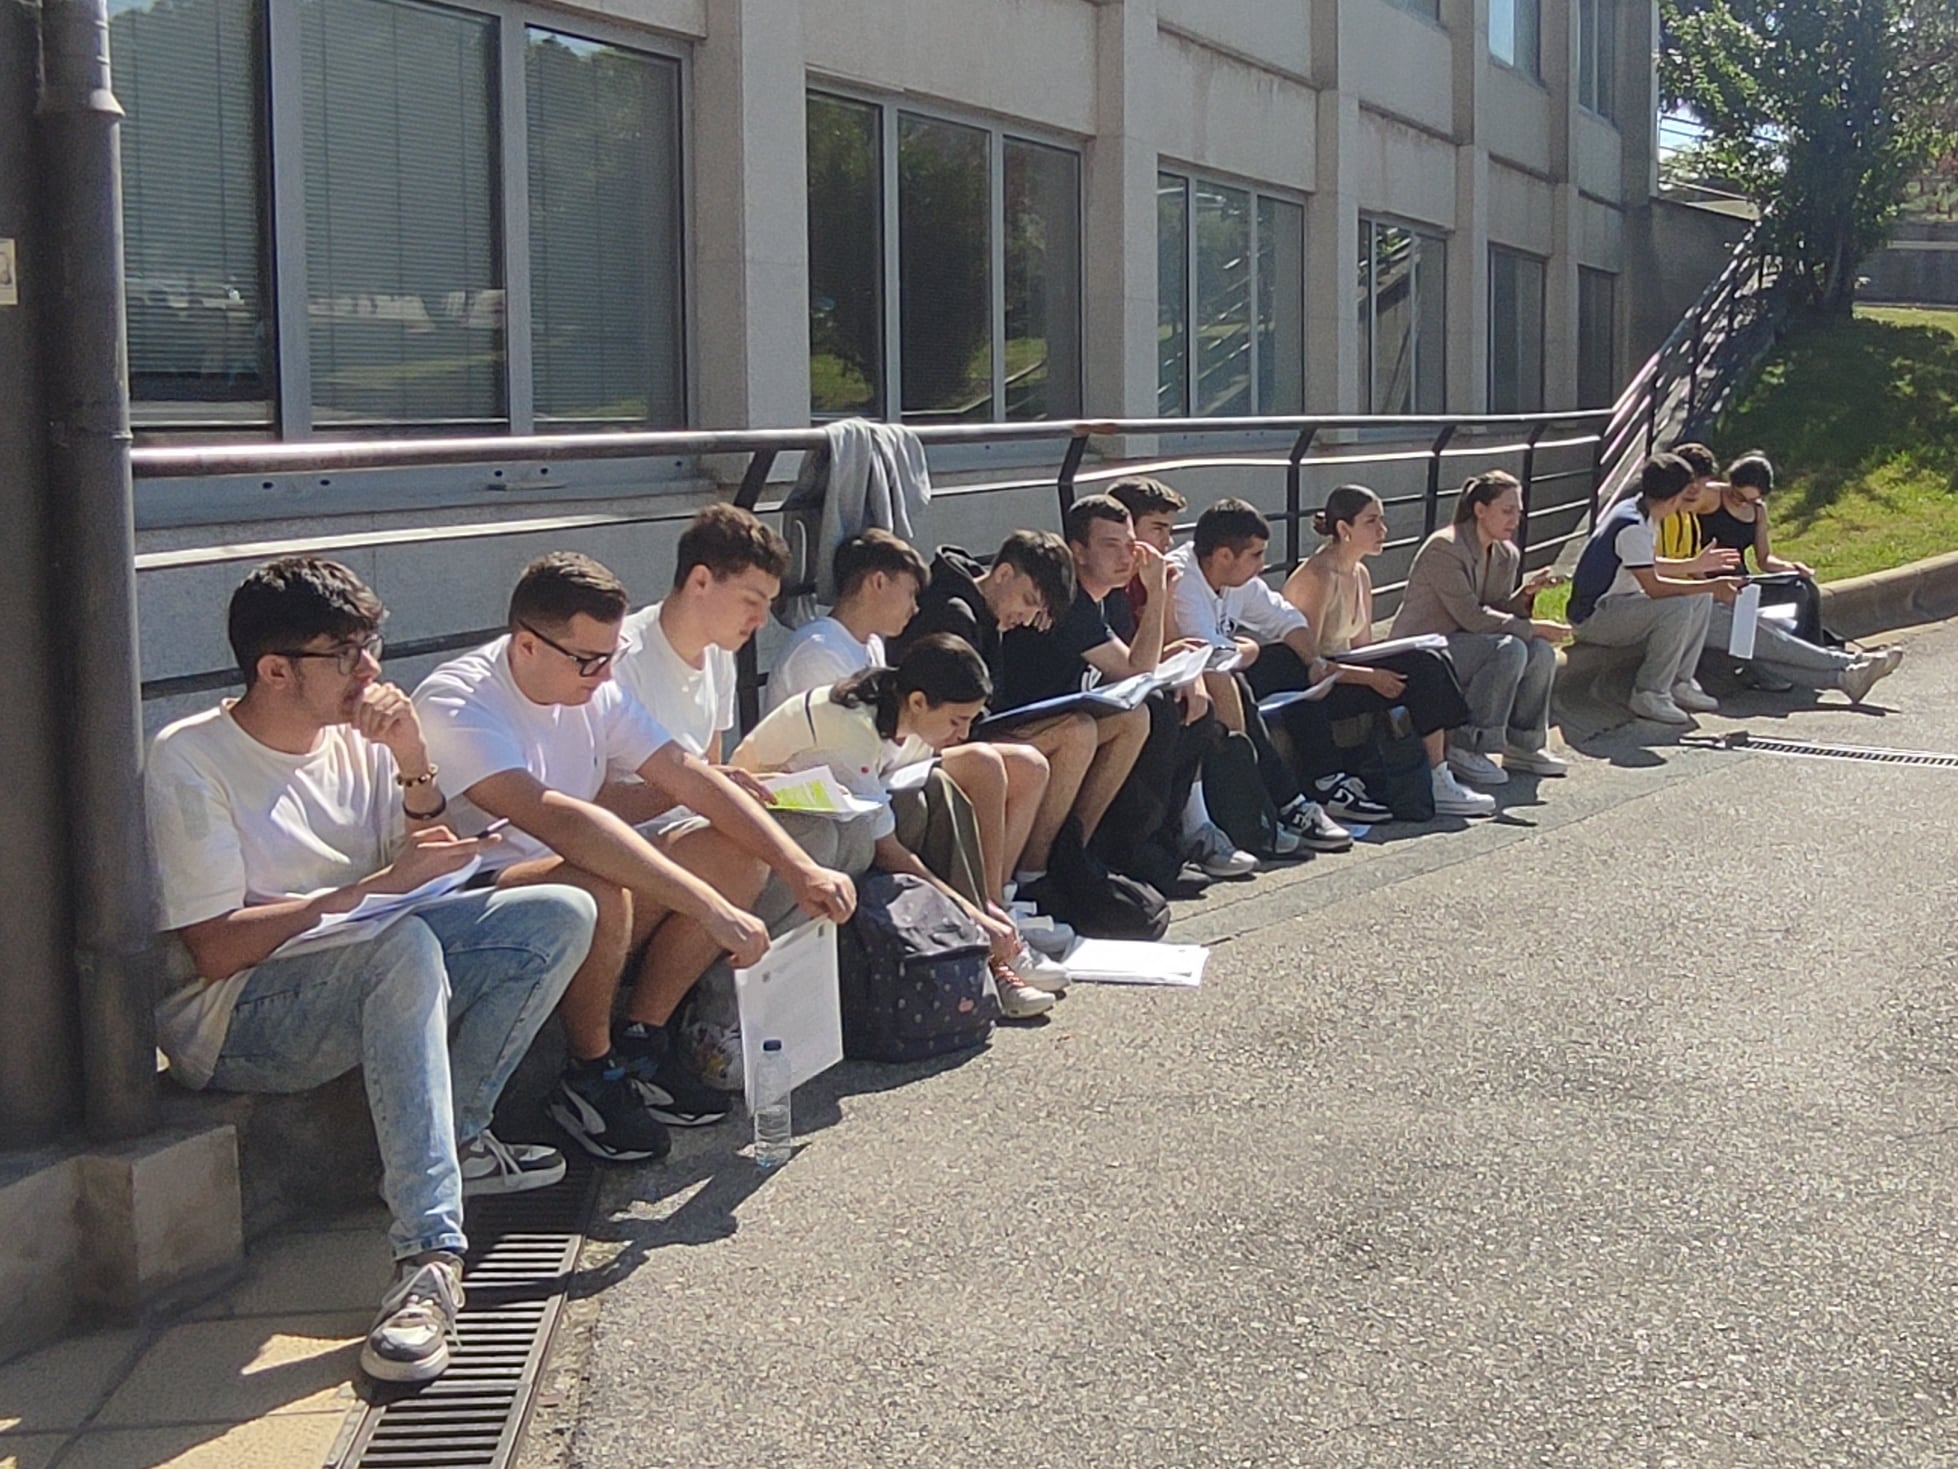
[414,635,673,866]
[144,704,404,1088]
[612,601,739,759]
[767,617,884,712]
[734,685,930,840]
[1602,513,1659,601]
[1166,542,1309,647]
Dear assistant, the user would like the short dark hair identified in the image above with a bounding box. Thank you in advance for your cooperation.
[229,557,384,688]
[1727,451,1775,494]
[509,552,630,632]
[1063,494,1133,548]
[1106,476,1187,521]
[673,503,790,591]
[1194,498,1271,560]
[1638,452,1696,507]
[834,529,929,600]
[1453,470,1521,527]
[993,530,1075,621]
[1671,442,1719,479]
[831,632,992,741]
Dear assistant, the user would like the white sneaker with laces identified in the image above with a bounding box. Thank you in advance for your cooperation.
[1430,763,1496,817]
[1446,748,1509,787]
[361,1253,464,1384]
[459,1131,566,1197]
[1007,939,1069,993]
[1670,680,1720,713]
[1840,655,1885,704]
[993,966,1059,1018]
[1184,822,1259,878]
[1628,688,1692,724]
[1502,745,1568,777]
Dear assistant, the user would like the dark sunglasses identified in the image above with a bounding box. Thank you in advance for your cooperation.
[518,620,616,677]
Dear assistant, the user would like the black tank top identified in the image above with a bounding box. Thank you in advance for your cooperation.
[1700,503,1757,570]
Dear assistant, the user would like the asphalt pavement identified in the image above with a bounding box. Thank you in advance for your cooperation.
[537,617,1958,1469]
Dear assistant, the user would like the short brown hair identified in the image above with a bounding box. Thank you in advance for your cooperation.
[834,529,929,600]
[1106,476,1186,521]
[509,552,630,631]
[993,530,1076,621]
[1063,493,1132,548]
[1671,442,1718,479]
[674,503,790,591]
[1193,498,1271,560]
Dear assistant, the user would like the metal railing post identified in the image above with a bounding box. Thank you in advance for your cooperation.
[1284,426,1317,569]
[1645,383,1660,456]
[1055,427,1092,520]
[1517,422,1548,559]
[734,448,775,731]
[1686,308,1703,427]
[1423,425,1456,538]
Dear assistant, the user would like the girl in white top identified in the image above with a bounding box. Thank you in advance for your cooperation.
[734,633,1067,1018]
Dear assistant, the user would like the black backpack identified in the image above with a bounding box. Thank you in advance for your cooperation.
[1345,705,1435,823]
[1201,730,1284,857]
[836,872,998,1063]
[1047,817,1171,942]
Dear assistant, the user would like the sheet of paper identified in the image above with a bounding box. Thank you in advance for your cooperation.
[1333,633,1449,665]
[1150,643,1215,690]
[883,758,937,794]
[1727,582,1761,660]
[1257,668,1344,714]
[1207,645,1247,674]
[1060,938,1207,987]
[735,920,845,1111]
[274,857,482,958]
[757,765,885,818]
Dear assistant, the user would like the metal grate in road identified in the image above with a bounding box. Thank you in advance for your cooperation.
[334,1156,597,1469]
[1686,730,1958,769]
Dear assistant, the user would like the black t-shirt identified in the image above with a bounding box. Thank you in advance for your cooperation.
[892,547,999,670]
[995,587,1114,710]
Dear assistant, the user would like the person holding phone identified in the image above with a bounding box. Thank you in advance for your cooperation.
[144,559,600,1385]
[1392,470,1571,784]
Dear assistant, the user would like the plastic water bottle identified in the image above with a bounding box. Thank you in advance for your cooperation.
[751,1039,793,1169]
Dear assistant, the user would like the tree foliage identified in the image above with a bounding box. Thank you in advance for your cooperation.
[1659,0,1958,314]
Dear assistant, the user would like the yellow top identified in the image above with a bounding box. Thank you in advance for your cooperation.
[1657,510,1703,562]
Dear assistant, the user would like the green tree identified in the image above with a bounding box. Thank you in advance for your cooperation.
[1660,0,1957,314]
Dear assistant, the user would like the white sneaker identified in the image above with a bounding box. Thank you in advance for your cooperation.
[1502,745,1568,778]
[1007,938,1069,993]
[1670,680,1720,713]
[993,965,1059,1019]
[1841,655,1885,704]
[459,1131,566,1197]
[1430,763,1496,817]
[1184,822,1259,878]
[1628,688,1692,724]
[361,1254,463,1384]
[1446,748,1509,787]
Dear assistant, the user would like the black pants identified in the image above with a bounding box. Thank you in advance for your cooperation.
[1094,692,1222,885]
[1246,644,1470,782]
[1231,672,1302,809]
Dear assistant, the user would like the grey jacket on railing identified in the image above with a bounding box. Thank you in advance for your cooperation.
[1390,525,1535,641]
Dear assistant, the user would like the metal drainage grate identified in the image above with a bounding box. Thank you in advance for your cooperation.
[1686,730,1958,770]
[335,1156,597,1469]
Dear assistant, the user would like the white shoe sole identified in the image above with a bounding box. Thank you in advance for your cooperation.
[361,1339,450,1383]
[1446,758,1509,787]
[460,1156,567,1197]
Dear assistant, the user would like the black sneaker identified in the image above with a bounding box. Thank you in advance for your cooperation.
[615,1022,732,1128]
[1280,798,1354,853]
[548,1058,671,1163]
[1314,773,1392,824]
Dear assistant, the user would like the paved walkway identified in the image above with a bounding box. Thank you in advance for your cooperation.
[3,617,1951,1468]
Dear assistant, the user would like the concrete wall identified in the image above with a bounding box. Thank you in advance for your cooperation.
[1860,223,1958,306]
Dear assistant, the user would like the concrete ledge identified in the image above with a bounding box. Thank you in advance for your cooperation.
[1819,551,1958,640]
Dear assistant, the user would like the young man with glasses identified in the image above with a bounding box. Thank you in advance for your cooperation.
[144,558,600,1385]
[413,552,857,1165]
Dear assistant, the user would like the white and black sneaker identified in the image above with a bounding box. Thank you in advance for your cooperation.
[615,1022,732,1129]
[1184,822,1259,878]
[548,1058,672,1163]
[1279,797,1353,853]
[459,1131,566,1197]
[1313,773,1391,825]
[361,1253,463,1384]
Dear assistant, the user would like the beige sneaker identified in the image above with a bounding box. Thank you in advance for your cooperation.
[992,963,1059,1019]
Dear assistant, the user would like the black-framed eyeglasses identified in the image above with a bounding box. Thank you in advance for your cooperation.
[274,632,384,676]
[518,620,616,677]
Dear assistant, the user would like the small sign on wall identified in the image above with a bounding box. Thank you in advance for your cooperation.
[0,239,15,306]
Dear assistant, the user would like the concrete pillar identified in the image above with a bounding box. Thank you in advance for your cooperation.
[692,0,810,432]
[1544,0,1581,409]
[1445,0,1490,413]
[1619,1,1661,204]
[1083,0,1160,419]
[1306,87,1362,415]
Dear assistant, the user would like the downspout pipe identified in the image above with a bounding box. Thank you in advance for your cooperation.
[39,0,157,1142]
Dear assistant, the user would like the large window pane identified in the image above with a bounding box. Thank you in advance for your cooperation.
[1361,220,1445,414]
[1580,0,1616,119]
[1491,0,1540,75]
[1488,248,1544,412]
[1003,140,1081,421]
[898,114,991,422]
[1157,173,1190,416]
[1369,223,1415,414]
[1194,180,1251,417]
[300,0,502,427]
[1414,233,1447,412]
[1257,196,1304,414]
[1579,267,1618,408]
[526,32,681,427]
[808,94,884,417]
[113,0,273,426]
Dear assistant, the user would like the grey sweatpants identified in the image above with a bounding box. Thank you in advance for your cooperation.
[1573,593,1712,695]
[1445,632,1558,754]
[1703,602,1856,690]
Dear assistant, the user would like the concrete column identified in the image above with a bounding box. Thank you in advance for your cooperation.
[1618,0,1660,202]
[692,0,810,432]
[1083,0,1160,419]
[1306,86,1361,415]
[1446,0,1489,412]
[1544,0,1581,409]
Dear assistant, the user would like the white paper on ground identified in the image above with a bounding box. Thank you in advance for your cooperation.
[1060,938,1208,987]
[274,857,483,958]
[1257,668,1344,714]
[757,764,886,818]
[1727,582,1761,660]
[734,920,845,1111]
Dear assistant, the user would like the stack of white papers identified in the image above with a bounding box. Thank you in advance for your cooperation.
[274,858,482,958]
[756,765,887,819]
[734,920,845,1110]
[1061,939,1208,987]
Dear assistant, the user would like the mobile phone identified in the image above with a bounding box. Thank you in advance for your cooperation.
[480,817,512,836]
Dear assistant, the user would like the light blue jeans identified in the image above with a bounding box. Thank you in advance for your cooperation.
[208,886,596,1261]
